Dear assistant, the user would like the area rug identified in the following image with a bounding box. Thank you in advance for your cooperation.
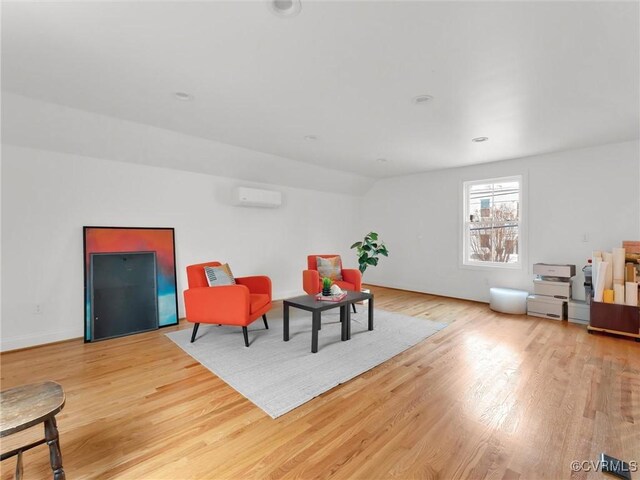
[165,305,447,418]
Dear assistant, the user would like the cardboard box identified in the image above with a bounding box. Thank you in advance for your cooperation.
[533,263,576,278]
[568,300,590,325]
[527,295,566,320]
[622,241,640,254]
[533,279,571,300]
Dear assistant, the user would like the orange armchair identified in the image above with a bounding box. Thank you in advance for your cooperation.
[184,261,272,346]
[303,255,362,312]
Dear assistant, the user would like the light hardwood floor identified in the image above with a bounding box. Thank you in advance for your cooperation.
[1,286,639,479]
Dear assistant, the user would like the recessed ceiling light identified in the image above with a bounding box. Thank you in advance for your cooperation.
[304,135,317,141]
[174,92,193,101]
[472,137,489,143]
[413,95,433,105]
[376,158,387,163]
[268,0,302,18]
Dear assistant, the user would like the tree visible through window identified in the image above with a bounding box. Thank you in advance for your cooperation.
[463,176,521,266]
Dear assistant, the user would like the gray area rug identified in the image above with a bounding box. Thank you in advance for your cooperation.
[166,305,447,418]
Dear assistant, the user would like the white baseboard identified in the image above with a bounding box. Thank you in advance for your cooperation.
[0,291,308,352]
[0,329,81,352]
[364,281,489,304]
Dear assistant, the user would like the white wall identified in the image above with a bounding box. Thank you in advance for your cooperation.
[2,93,638,351]
[1,92,375,196]
[361,140,640,302]
[0,145,363,351]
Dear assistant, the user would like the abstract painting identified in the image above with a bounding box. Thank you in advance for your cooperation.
[83,227,179,341]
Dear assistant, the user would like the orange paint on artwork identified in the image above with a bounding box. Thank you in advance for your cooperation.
[85,228,175,276]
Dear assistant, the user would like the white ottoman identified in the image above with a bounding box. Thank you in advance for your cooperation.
[490,287,528,314]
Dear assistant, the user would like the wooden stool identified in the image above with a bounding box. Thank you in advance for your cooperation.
[0,381,66,480]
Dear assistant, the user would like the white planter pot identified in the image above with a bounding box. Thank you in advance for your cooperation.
[358,288,370,305]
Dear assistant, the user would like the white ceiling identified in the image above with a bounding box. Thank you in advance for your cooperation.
[2,1,639,178]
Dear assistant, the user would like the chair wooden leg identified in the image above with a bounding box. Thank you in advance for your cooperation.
[242,327,249,347]
[44,416,65,480]
[190,323,200,343]
[15,451,23,480]
[352,304,357,314]
[262,314,269,330]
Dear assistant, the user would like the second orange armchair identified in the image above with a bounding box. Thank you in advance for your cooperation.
[303,254,362,296]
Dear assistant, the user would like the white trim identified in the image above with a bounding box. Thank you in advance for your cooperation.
[1,290,304,352]
[0,329,82,352]
[364,281,490,304]
[461,174,524,270]
[459,261,522,271]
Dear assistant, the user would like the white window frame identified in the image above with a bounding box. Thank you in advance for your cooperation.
[462,175,523,269]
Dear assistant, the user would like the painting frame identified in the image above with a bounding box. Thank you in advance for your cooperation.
[83,226,179,342]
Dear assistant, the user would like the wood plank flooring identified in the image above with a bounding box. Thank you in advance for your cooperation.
[1,286,638,479]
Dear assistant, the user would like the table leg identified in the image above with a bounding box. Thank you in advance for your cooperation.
[345,303,351,340]
[44,416,65,480]
[340,305,347,341]
[312,311,320,353]
[283,303,290,341]
[368,296,374,331]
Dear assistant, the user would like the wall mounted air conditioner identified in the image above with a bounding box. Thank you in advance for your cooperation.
[233,186,282,208]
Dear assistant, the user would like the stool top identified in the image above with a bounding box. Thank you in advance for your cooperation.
[0,381,65,437]
[490,287,529,295]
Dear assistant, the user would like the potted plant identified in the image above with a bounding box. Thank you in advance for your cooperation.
[350,232,389,303]
[322,277,333,297]
[350,231,389,274]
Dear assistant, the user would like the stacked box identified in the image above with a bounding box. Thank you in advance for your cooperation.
[533,279,571,300]
[527,263,576,320]
[568,300,590,325]
[527,295,566,320]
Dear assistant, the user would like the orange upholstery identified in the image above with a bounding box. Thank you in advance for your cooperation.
[303,254,362,295]
[250,294,270,314]
[183,261,272,345]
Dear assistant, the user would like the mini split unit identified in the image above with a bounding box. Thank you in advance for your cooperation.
[232,186,282,208]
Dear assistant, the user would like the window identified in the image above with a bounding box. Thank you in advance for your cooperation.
[463,176,522,267]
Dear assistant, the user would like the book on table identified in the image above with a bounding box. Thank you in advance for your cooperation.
[315,292,347,302]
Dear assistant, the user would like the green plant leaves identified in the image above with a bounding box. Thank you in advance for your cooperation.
[352,231,389,274]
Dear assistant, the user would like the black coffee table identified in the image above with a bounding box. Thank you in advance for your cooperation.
[283,291,374,353]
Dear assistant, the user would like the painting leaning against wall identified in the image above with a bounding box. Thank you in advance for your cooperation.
[83,226,179,341]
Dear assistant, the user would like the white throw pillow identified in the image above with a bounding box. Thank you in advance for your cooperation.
[204,264,236,286]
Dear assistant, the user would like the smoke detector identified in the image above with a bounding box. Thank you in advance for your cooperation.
[268,0,302,17]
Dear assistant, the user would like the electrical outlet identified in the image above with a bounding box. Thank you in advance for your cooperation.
[34,304,42,314]
[582,233,589,243]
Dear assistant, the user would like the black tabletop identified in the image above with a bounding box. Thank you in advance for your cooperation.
[283,291,372,311]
